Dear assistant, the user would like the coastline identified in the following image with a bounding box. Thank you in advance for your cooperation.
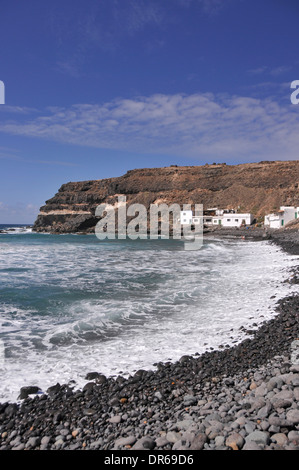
[0,228,298,451]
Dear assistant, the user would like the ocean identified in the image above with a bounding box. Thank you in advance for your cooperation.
[0,224,298,402]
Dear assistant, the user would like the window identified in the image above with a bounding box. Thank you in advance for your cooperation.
[227,219,231,222]
[235,219,239,222]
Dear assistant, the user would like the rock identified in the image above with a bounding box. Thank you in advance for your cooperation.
[154,391,163,401]
[245,431,270,447]
[41,436,52,446]
[286,409,299,425]
[85,372,101,380]
[46,383,62,395]
[215,435,225,447]
[288,431,299,445]
[18,386,41,399]
[166,431,182,443]
[205,422,224,440]
[271,433,288,447]
[114,436,137,448]
[242,441,263,450]
[155,436,169,448]
[71,429,81,438]
[26,436,40,449]
[183,394,197,406]
[189,433,207,450]
[132,436,155,450]
[225,432,245,450]
[108,415,122,424]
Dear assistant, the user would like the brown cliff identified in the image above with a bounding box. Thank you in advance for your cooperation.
[33,160,299,233]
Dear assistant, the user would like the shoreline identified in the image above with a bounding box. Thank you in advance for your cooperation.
[0,228,298,450]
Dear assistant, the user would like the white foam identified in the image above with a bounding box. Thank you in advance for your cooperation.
[0,237,298,402]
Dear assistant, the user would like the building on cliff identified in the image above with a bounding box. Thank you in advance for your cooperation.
[264,206,299,229]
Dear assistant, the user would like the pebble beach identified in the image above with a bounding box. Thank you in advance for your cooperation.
[0,228,298,452]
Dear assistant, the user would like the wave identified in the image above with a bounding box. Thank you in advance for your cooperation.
[0,236,298,402]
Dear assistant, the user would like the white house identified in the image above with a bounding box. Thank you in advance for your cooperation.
[264,206,299,229]
[218,213,254,228]
[180,208,254,228]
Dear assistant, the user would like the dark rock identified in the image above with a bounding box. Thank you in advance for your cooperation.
[19,386,41,400]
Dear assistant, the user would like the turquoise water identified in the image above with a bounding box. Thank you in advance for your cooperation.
[0,225,297,402]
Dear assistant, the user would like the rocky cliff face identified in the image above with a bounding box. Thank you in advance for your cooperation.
[33,160,299,233]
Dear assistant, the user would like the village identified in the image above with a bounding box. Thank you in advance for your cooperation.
[180,205,299,229]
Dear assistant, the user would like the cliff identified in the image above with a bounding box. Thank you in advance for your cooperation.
[33,160,299,234]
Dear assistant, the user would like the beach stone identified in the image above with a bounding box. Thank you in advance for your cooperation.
[215,435,225,447]
[189,433,207,450]
[205,422,224,440]
[288,431,299,445]
[245,431,270,446]
[166,431,182,443]
[225,432,245,450]
[108,415,122,424]
[26,436,40,449]
[254,383,268,397]
[271,433,288,446]
[286,409,299,424]
[183,394,197,406]
[132,436,155,450]
[154,391,163,400]
[40,436,51,449]
[114,436,136,449]
[267,377,284,391]
[257,402,272,419]
[242,441,263,450]
[85,372,100,380]
[155,436,169,448]
[18,386,40,399]
[176,419,194,431]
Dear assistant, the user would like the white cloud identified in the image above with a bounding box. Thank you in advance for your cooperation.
[0,92,299,162]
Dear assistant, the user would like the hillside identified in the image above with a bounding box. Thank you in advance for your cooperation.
[33,160,299,233]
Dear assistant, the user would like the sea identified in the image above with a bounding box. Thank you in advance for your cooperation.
[0,223,298,402]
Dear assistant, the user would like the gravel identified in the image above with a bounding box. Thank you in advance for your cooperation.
[0,230,298,451]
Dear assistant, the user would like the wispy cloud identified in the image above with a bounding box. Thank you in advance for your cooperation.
[0,145,78,167]
[1,91,299,162]
[51,0,231,77]
[50,0,165,76]
[248,65,293,76]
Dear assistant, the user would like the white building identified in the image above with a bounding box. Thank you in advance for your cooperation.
[213,212,254,228]
[180,210,193,225]
[264,206,299,229]
[180,208,254,228]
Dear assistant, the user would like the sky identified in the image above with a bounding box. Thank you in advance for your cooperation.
[0,0,298,223]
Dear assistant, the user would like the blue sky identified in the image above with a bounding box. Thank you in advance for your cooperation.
[0,0,298,223]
